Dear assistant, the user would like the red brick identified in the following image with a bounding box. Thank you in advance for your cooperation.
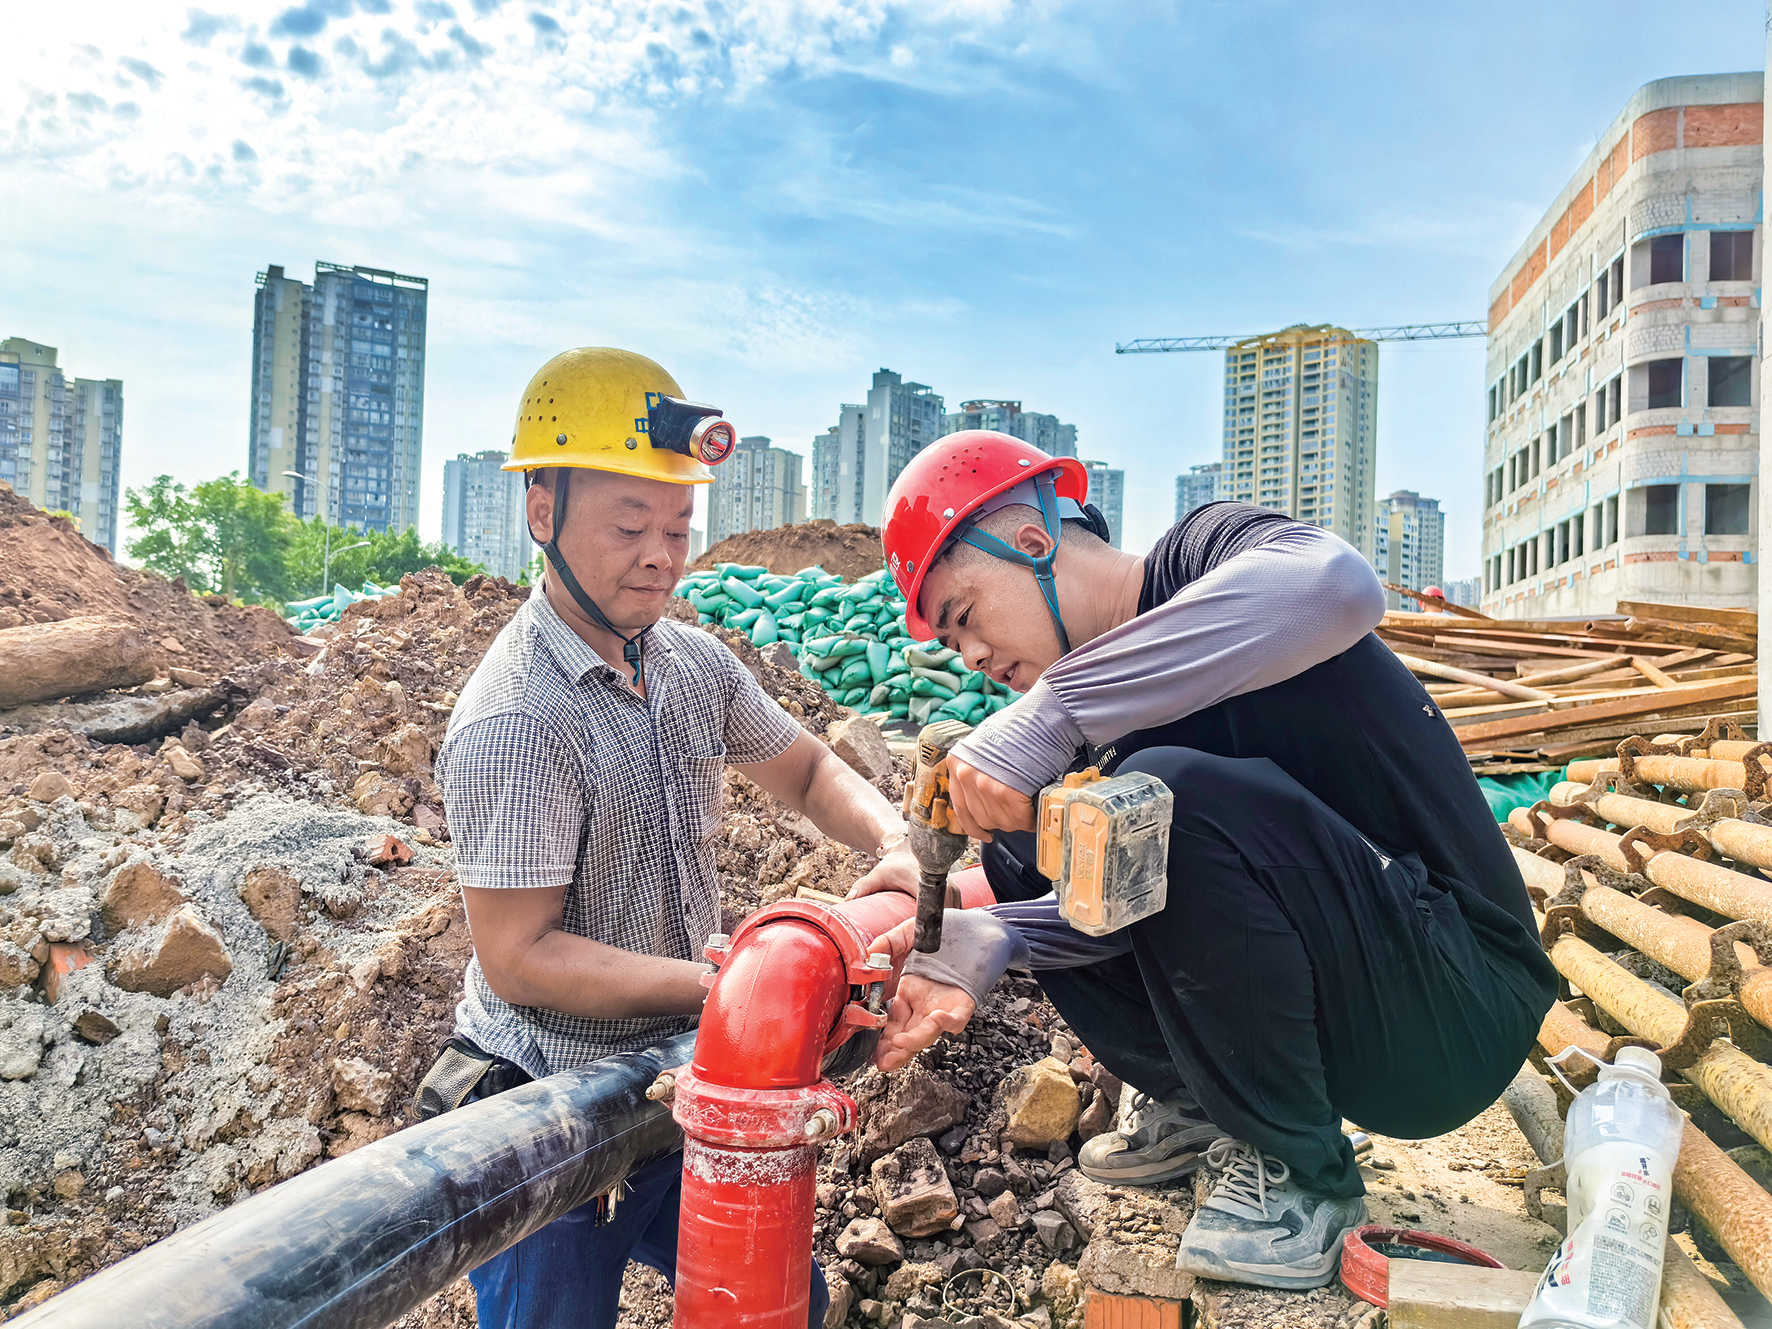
[1633,107,1679,161]
[1627,425,1678,439]
[45,942,94,1003]
[1717,423,1751,433]
[1084,1291,1184,1329]
[1710,551,1745,562]
[1567,178,1594,234]
[1489,290,1510,333]
[1685,103,1762,148]
[1511,240,1547,308]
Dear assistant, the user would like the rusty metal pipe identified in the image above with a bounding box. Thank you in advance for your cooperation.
[1537,1001,1772,1301]
[1539,927,1772,1156]
[1566,754,1753,792]
[1528,811,1772,928]
[1550,781,1772,873]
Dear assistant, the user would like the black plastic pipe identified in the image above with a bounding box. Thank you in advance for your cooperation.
[14,1031,698,1329]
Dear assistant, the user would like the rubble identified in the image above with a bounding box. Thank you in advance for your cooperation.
[998,1059,1079,1150]
[872,1137,961,1238]
[692,519,886,582]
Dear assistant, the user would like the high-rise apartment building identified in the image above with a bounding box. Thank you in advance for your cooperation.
[1374,490,1445,609]
[1219,325,1378,558]
[250,261,429,535]
[1441,577,1480,608]
[941,400,1078,458]
[0,338,123,552]
[1174,462,1223,521]
[707,435,808,543]
[811,371,943,526]
[441,450,531,582]
[1482,74,1761,615]
[1081,460,1125,549]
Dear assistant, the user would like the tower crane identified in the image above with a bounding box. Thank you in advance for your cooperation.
[1114,321,1485,354]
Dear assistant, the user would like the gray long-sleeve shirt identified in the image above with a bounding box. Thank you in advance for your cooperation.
[905,513,1388,992]
[952,520,1386,797]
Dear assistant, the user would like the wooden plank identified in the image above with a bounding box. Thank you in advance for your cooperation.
[1382,583,1494,620]
[1516,657,1644,686]
[1632,655,1677,688]
[1386,1260,1540,1329]
[1433,636,1624,661]
[1453,677,1756,743]
[1436,626,1688,653]
[1393,654,1552,701]
[1616,599,1757,631]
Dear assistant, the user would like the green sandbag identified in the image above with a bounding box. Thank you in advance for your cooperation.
[827,638,869,659]
[750,611,778,646]
[763,583,806,610]
[716,563,768,580]
[840,686,872,706]
[689,590,730,612]
[810,586,848,608]
[843,614,875,633]
[838,657,873,688]
[911,667,959,695]
[721,576,764,608]
[908,695,938,724]
[906,646,957,669]
[889,700,910,718]
[728,606,763,629]
[795,566,830,581]
[777,612,805,629]
[945,656,969,675]
[866,641,890,685]
[869,683,893,706]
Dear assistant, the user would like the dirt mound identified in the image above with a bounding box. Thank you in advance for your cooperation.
[693,520,883,581]
[0,484,295,677]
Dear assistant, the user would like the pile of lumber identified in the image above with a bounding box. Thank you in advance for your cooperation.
[1379,590,1757,772]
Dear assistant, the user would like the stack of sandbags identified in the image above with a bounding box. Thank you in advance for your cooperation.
[674,564,1018,723]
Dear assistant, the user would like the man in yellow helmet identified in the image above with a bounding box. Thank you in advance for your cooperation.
[429,349,922,1329]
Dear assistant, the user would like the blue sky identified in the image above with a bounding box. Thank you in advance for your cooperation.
[3,1,1765,572]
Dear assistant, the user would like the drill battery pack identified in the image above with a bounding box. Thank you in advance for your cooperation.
[1036,769,1173,936]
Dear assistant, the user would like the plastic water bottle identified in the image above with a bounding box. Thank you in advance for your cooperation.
[1519,1046,1684,1329]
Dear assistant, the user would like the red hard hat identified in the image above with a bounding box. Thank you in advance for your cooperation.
[883,431,1089,640]
[1422,586,1445,598]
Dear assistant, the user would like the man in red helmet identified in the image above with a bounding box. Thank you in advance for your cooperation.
[857,432,1556,1291]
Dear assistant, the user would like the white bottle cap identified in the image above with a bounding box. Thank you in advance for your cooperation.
[1603,1045,1665,1085]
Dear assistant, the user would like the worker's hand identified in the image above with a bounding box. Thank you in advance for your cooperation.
[945,756,1035,844]
[867,918,976,1071]
[847,848,922,902]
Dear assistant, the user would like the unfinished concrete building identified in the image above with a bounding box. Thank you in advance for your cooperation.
[1481,73,1762,616]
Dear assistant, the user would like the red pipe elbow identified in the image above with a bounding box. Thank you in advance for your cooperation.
[691,919,849,1088]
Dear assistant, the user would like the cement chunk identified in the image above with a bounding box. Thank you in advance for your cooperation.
[871,1136,960,1238]
[109,906,232,997]
[999,1057,1079,1148]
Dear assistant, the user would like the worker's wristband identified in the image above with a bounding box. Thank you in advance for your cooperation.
[901,909,1031,1005]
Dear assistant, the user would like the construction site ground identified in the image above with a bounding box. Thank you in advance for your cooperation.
[0,486,1760,1327]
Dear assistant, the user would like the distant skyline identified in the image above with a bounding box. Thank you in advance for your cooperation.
[3,1,1764,573]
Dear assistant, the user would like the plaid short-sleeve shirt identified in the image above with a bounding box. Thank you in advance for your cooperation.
[436,591,801,1078]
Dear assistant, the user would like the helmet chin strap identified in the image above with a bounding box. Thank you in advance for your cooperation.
[951,471,1074,657]
[536,470,648,684]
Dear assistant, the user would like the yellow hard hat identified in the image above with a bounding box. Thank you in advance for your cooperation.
[503,347,736,485]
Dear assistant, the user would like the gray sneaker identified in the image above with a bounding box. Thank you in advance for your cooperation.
[1078,1087,1223,1185]
[1174,1139,1368,1290]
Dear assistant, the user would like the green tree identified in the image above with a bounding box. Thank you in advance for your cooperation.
[125,473,296,603]
[283,517,484,599]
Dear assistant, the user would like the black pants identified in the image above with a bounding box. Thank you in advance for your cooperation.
[985,749,1543,1197]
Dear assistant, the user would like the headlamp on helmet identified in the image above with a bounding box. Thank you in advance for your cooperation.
[641,393,736,466]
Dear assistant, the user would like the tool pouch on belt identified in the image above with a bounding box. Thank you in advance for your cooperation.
[413,1037,532,1120]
